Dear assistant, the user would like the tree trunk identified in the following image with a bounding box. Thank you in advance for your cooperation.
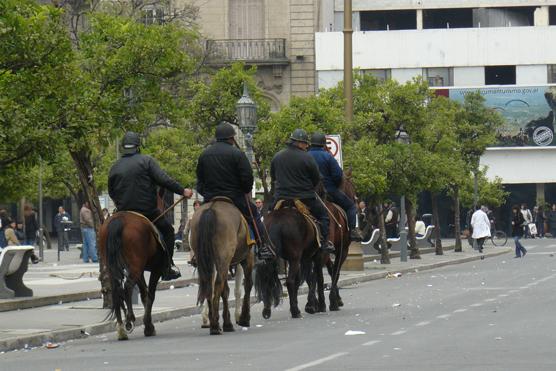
[377,203,390,264]
[70,149,111,308]
[406,198,421,259]
[431,192,443,255]
[454,186,462,252]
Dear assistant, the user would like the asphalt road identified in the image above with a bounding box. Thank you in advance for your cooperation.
[3,238,556,371]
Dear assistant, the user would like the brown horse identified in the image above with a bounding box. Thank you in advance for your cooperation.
[98,212,165,340]
[189,199,254,335]
[323,174,356,311]
[255,201,325,319]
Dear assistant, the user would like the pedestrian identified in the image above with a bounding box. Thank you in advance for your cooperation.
[415,214,426,237]
[54,206,71,251]
[520,203,533,238]
[0,208,9,248]
[547,204,556,237]
[79,201,98,263]
[102,208,110,221]
[255,198,264,215]
[534,205,545,238]
[471,206,491,253]
[4,218,39,263]
[511,205,527,258]
[23,204,38,245]
[384,201,399,238]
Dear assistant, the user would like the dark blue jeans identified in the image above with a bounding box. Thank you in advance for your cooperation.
[230,195,265,241]
[327,189,356,230]
[513,236,527,257]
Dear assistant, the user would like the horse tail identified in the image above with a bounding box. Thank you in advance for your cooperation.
[254,223,282,308]
[105,217,129,318]
[196,207,217,304]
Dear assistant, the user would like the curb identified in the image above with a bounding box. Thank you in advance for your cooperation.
[0,248,509,353]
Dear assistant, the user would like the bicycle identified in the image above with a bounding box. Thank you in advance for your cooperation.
[488,220,507,247]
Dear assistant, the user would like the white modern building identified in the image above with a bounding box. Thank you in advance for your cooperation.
[315,1,556,216]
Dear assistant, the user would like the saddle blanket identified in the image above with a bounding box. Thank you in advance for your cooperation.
[273,199,321,247]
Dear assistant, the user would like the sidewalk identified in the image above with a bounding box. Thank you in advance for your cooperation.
[0,243,510,352]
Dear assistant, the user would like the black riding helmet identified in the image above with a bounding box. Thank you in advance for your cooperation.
[310,132,326,147]
[121,131,141,155]
[215,122,236,141]
[289,128,309,144]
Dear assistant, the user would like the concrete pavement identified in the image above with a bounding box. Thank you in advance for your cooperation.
[0,241,512,353]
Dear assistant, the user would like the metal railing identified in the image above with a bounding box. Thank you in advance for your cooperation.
[206,38,288,64]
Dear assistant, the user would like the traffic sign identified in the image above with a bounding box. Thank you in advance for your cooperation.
[325,134,343,169]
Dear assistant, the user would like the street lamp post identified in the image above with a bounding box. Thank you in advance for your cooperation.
[236,83,258,165]
[396,125,410,262]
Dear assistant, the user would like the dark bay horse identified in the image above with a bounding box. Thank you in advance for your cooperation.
[190,200,254,335]
[98,212,165,340]
[255,202,325,319]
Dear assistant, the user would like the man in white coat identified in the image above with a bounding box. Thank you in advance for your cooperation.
[471,205,491,253]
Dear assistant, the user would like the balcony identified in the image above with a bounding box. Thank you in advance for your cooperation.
[206,38,289,66]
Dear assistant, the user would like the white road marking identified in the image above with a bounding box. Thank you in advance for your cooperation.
[498,294,509,297]
[390,330,407,336]
[362,340,381,346]
[453,309,468,313]
[415,321,431,327]
[284,352,349,371]
[470,303,483,307]
[484,298,496,302]
[437,314,451,319]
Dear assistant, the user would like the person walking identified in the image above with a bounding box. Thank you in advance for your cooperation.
[520,203,533,238]
[54,206,71,251]
[535,205,546,238]
[511,206,527,258]
[548,204,556,237]
[79,201,98,263]
[471,206,491,253]
[23,205,39,246]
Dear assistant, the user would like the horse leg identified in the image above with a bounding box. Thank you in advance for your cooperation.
[221,280,234,332]
[314,256,326,313]
[137,275,153,337]
[238,257,252,327]
[287,261,302,318]
[142,271,160,336]
[201,301,210,328]
[234,264,244,324]
[210,272,225,335]
[114,299,128,341]
[123,283,136,334]
[304,263,317,315]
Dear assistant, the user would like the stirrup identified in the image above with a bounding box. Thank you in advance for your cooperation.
[320,241,335,254]
[162,265,181,281]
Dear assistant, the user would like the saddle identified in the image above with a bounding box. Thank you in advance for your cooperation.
[210,197,256,247]
[273,199,321,247]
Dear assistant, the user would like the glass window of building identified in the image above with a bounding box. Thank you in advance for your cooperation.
[485,66,516,85]
[360,10,417,31]
[423,9,473,29]
[548,65,556,84]
[361,69,391,81]
[424,68,453,87]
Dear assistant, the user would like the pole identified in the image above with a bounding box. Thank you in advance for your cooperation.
[399,195,408,262]
[343,0,353,122]
[38,159,44,262]
[472,169,478,250]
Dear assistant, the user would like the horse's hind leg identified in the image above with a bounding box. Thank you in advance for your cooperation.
[287,261,302,318]
[201,302,210,328]
[234,264,244,324]
[238,256,252,327]
[221,280,234,332]
[143,271,161,337]
[305,265,317,315]
[138,275,155,337]
[123,284,136,334]
[210,272,225,335]
[115,303,128,341]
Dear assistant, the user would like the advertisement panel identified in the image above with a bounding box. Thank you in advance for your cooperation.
[435,85,556,147]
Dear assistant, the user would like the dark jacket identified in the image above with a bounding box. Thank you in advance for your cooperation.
[24,213,38,240]
[308,147,343,193]
[271,143,320,200]
[108,153,184,216]
[196,141,253,200]
[54,212,71,232]
[512,211,525,237]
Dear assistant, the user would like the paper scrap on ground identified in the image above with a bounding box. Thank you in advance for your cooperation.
[345,330,366,336]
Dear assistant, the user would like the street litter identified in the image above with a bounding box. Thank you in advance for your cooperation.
[242,327,248,331]
[386,272,402,278]
[495,337,503,340]
[427,284,433,287]
[344,330,366,336]
[256,325,263,328]
[45,342,59,349]
[392,303,401,308]
[170,285,175,290]
[80,330,90,336]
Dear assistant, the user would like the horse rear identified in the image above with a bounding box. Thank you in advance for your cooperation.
[190,201,254,335]
[98,212,164,340]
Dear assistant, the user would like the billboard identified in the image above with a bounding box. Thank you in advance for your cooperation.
[435,85,556,147]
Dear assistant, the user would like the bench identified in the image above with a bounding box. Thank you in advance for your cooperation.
[361,228,380,255]
[0,246,34,299]
[387,225,435,251]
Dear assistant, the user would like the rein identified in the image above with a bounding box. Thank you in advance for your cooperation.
[152,195,186,223]
[315,193,345,285]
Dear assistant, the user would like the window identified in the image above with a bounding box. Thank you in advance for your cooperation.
[424,67,453,87]
[548,65,556,84]
[360,10,417,31]
[472,7,534,27]
[423,9,473,29]
[361,69,391,81]
[485,66,516,85]
[143,8,165,25]
[550,6,556,25]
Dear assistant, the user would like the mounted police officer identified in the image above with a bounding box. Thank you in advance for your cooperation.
[108,131,193,281]
[196,122,271,258]
[270,129,335,254]
[309,132,360,241]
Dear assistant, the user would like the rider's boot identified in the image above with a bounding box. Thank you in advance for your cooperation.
[320,237,335,254]
[162,260,181,281]
[350,228,362,242]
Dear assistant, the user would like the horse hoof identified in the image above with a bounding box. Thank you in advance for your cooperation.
[237,320,250,328]
[338,299,344,307]
[201,324,210,329]
[210,328,222,335]
[329,304,340,312]
[305,305,316,315]
[291,312,303,319]
[262,308,271,319]
[117,327,128,341]
[318,304,327,313]
[125,321,135,333]
[144,326,156,337]
[223,324,235,332]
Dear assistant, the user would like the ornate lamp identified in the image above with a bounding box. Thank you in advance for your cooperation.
[236,83,257,163]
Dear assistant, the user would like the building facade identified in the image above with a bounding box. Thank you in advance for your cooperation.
[316,1,556,215]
